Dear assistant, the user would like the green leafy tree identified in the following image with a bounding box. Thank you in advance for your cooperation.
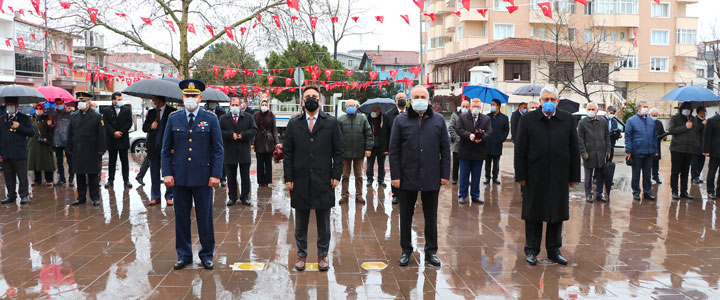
[342,72,403,103]
[621,101,636,123]
[192,42,259,86]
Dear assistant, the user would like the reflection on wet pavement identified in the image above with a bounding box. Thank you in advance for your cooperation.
[0,144,719,299]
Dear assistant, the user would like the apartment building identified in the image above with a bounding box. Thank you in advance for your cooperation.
[423,0,699,114]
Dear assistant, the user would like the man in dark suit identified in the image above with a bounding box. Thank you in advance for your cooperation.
[143,96,176,206]
[162,79,224,271]
[0,97,34,205]
[219,98,257,206]
[454,99,492,204]
[68,92,107,206]
[514,86,580,266]
[510,102,526,143]
[485,99,510,184]
[240,97,255,116]
[651,108,667,184]
[691,106,707,183]
[103,92,133,188]
[604,106,621,157]
[284,86,343,272]
[382,92,407,205]
[703,111,720,198]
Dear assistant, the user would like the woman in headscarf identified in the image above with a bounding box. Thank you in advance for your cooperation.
[28,102,56,186]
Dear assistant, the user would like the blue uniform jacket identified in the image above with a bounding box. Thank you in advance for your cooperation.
[0,112,34,160]
[161,107,224,186]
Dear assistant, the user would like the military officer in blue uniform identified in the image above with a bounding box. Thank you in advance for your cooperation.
[162,79,224,270]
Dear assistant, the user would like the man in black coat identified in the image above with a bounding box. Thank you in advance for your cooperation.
[703,111,720,198]
[691,106,707,183]
[142,96,176,206]
[68,93,107,206]
[650,108,667,184]
[604,106,622,157]
[390,85,450,267]
[366,106,386,186]
[283,86,343,272]
[204,100,227,186]
[240,97,255,116]
[454,99,492,204]
[0,98,34,205]
[514,86,580,266]
[103,92,133,188]
[220,98,258,206]
[510,102,526,143]
[485,99,510,184]
[381,92,407,204]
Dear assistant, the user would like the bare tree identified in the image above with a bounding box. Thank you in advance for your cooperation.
[254,7,314,52]
[700,18,720,94]
[321,0,370,59]
[50,0,284,78]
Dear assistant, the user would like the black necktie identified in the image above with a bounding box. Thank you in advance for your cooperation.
[188,113,194,128]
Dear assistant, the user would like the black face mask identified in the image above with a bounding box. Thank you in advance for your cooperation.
[397,99,407,108]
[304,97,319,112]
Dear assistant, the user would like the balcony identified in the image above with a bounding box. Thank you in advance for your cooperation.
[444,42,457,55]
[444,16,458,33]
[612,69,639,82]
[675,44,697,57]
[676,0,698,3]
[529,10,568,25]
[592,14,639,28]
[676,17,698,29]
[674,69,696,84]
[459,9,488,23]
[459,37,489,50]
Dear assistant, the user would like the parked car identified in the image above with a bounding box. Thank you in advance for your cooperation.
[573,110,626,154]
[130,130,146,154]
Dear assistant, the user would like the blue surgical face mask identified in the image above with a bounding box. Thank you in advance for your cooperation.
[651,116,658,121]
[57,105,64,110]
[95,108,100,113]
[542,101,556,114]
[346,106,356,114]
[682,109,691,117]
[229,106,240,115]
[490,106,497,113]
[521,108,527,114]
[29,108,36,115]
[412,99,429,112]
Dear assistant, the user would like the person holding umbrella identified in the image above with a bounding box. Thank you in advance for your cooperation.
[143,96,176,206]
[382,93,407,205]
[67,92,107,206]
[0,97,34,205]
[668,101,701,200]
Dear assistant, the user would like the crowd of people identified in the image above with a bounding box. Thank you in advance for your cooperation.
[1,80,717,272]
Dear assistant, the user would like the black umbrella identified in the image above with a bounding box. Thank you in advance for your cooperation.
[122,79,183,102]
[202,88,231,102]
[512,84,544,97]
[359,98,395,114]
[558,98,580,113]
[0,85,47,104]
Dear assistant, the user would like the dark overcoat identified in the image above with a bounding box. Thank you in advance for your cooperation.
[454,112,492,161]
[219,111,258,164]
[703,114,720,158]
[514,109,581,223]
[27,115,56,171]
[142,106,176,159]
[577,116,611,169]
[67,109,106,174]
[0,112,33,160]
[486,112,509,156]
[102,105,132,150]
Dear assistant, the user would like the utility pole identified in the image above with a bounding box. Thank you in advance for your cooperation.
[42,0,48,86]
[419,10,424,87]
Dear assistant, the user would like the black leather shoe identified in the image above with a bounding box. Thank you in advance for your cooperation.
[525,254,538,265]
[226,199,237,206]
[452,180,457,185]
[71,199,86,205]
[398,253,411,266]
[104,181,113,188]
[173,260,192,270]
[586,195,594,203]
[493,179,501,185]
[68,181,74,187]
[672,193,680,200]
[483,178,490,184]
[1,198,15,204]
[548,253,568,265]
[201,260,214,270]
[471,198,484,204]
[693,178,703,184]
[54,180,66,186]
[425,254,441,267]
[125,182,133,188]
[220,179,227,187]
[136,175,145,186]
[653,177,663,184]
[241,199,251,206]
[681,193,694,199]
[596,194,607,202]
[643,194,656,201]
[92,200,100,206]
[709,192,717,199]
[633,193,640,201]
[458,197,467,204]
[19,197,28,204]
[391,196,399,204]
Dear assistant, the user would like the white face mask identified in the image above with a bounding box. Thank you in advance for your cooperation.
[471,107,481,116]
[490,106,497,113]
[260,106,268,113]
[587,111,597,118]
[640,107,649,116]
[607,114,615,119]
[411,98,429,112]
[35,110,44,116]
[461,108,469,113]
[681,109,691,117]
[77,102,87,111]
[183,97,199,111]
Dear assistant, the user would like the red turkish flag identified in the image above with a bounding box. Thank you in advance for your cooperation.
[141,17,152,26]
[285,77,292,87]
[462,0,470,11]
[86,72,91,81]
[88,8,98,23]
[206,25,215,37]
[67,55,71,64]
[424,13,436,21]
[310,16,318,29]
[330,16,338,23]
[400,15,410,25]
[19,9,25,17]
[413,0,425,10]
[288,67,294,74]
[324,68,333,81]
[31,34,35,40]
[165,20,176,33]
[225,27,235,40]
[311,72,319,83]
[451,11,461,17]
[389,69,398,80]
[273,15,281,29]
[351,16,359,22]
[287,0,299,11]
[574,0,587,5]
[17,37,25,50]
[375,16,384,24]
[31,0,40,16]
[5,39,11,48]
[267,76,275,85]
[344,70,355,77]
[507,5,519,13]
[653,0,660,3]
[257,69,263,76]
[477,9,488,17]
[187,23,195,34]
[59,2,70,9]
[369,71,378,81]
[304,66,312,73]
[253,20,258,29]
[291,16,299,22]
[240,27,247,35]
[537,2,552,18]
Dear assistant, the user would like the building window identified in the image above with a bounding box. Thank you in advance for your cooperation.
[347,60,354,67]
[611,31,617,41]
[600,29,607,41]
[677,29,697,45]
[494,0,512,11]
[619,31,626,40]
[615,55,638,69]
[494,24,515,39]
[457,25,463,41]
[584,29,592,43]
[568,28,576,41]
[650,29,669,45]
[618,0,638,14]
[593,0,638,14]
[650,57,669,72]
[504,60,531,81]
[549,61,575,82]
[584,63,609,83]
[585,1,593,14]
[540,28,546,39]
[697,69,705,78]
[651,2,670,18]
[15,53,44,77]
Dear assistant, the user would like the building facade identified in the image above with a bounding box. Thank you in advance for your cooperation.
[423,0,699,115]
[355,49,420,81]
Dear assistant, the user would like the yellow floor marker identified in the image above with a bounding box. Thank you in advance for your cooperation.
[230,262,265,271]
[303,263,319,271]
[361,262,388,270]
